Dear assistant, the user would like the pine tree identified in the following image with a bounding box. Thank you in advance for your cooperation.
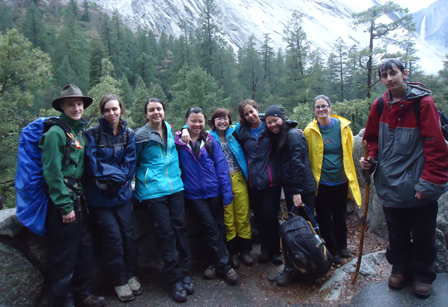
[170,65,230,128]
[81,0,90,22]
[238,34,263,100]
[352,1,412,99]
[22,3,48,52]
[53,9,90,89]
[283,11,310,105]
[195,0,223,75]
[129,75,150,127]
[85,58,122,122]
[0,29,52,206]
[89,38,108,88]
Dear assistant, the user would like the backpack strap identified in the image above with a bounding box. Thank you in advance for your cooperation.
[376,95,421,124]
[43,117,72,165]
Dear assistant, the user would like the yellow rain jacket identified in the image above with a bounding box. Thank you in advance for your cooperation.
[304,115,362,207]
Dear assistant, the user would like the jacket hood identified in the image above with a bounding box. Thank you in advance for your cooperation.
[99,117,127,134]
[284,119,298,129]
[404,82,432,100]
[135,121,167,144]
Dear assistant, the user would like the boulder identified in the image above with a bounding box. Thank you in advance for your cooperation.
[0,209,44,307]
[435,228,448,273]
[319,251,387,304]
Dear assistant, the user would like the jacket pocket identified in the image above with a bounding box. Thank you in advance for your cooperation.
[393,128,419,156]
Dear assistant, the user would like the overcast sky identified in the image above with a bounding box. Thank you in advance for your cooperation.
[392,0,438,12]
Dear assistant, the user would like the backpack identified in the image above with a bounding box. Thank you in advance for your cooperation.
[279,205,332,281]
[15,117,74,236]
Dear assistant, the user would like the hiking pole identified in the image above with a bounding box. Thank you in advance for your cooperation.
[352,140,370,284]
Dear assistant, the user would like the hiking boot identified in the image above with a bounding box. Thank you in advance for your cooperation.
[340,249,351,258]
[241,253,254,266]
[221,268,239,285]
[388,273,407,290]
[203,265,217,279]
[127,276,142,295]
[171,281,187,303]
[114,284,134,302]
[77,295,106,307]
[331,255,342,265]
[182,276,194,295]
[229,253,240,268]
[412,281,432,299]
[276,270,296,287]
[272,254,283,265]
[257,252,271,264]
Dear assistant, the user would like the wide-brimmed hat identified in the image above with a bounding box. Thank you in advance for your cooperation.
[52,84,93,112]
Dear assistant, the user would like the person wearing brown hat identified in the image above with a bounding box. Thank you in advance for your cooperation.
[39,85,105,307]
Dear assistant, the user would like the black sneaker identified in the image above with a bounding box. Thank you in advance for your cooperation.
[229,253,240,268]
[332,255,342,265]
[340,249,351,258]
[276,270,296,287]
[171,281,187,303]
[241,253,254,266]
[77,295,106,307]
[182,276,194,295]
[257,252,271,264]
[220,268,239,285]
[272,254,283,265]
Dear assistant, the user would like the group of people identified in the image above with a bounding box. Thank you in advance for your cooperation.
[37,58,447,306]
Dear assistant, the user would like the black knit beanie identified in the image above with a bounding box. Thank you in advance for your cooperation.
[265,105,286,120]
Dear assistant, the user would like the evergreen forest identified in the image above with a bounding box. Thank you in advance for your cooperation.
[1,0,448,208]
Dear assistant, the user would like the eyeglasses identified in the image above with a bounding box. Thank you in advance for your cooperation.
[314,105,330,110]
[215,117,229,122]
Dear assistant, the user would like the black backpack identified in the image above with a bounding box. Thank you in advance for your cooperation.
[279,206,332,282]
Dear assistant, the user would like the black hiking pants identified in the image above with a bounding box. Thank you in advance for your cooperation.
[90,200,138,286]
[141,191,191,283]
[186,195,231,274]
[249,185,282,256]
[383,201,438,284]
[46,200,93,307]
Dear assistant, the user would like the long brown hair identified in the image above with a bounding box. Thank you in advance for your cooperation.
[238,99,259,127]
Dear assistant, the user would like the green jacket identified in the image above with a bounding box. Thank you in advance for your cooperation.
[39,113,87,215]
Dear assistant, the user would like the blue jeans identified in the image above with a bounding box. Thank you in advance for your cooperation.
[383,201,438,283]
[90,201,138,286]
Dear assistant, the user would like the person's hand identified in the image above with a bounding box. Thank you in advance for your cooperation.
[415,191,427,200]
[359,156,372,170]
[224,204,230,208]
[297,128,304,134]
[62,210,75,223]
[181,129,191,144]
[293,194,302,207]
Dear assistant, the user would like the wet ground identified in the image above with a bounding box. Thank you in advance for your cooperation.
[96,243,448,307]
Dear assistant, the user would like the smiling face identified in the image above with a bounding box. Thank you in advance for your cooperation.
[186,112,205,138]
[265,116,283,134]
[102,99,121,126]
[379,63,408,96]
[313,99,332,120]
[146,102,165,126]
[60,97,84,121]
[214,116,230,132]
[243,105,260,127]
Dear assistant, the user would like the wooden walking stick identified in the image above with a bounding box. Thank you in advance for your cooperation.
[352,140,370,284]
